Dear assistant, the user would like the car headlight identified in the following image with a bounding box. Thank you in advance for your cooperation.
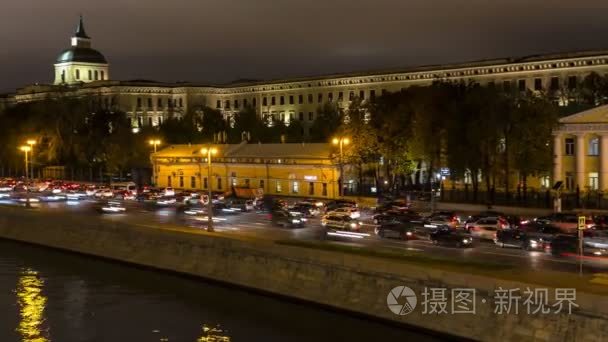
[292,219,301,224]
[529,239,538,245]
[350,223,357,228]
[462,238,470,243]
[406,231,413,236]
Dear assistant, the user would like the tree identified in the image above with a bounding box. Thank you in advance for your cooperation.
[309,102,342,142]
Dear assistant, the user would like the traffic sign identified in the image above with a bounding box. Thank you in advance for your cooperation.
[578,216,586,230]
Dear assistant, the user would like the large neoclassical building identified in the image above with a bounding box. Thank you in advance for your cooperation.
[3,17,608,136]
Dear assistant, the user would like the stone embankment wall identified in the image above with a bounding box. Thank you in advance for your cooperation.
[0,206,606,341]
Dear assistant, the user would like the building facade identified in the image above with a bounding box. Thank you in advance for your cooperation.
[4,18,608,136]
[151,142,340,198]
[553,104,608,192]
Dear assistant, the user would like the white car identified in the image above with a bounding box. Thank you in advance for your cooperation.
[94,188,114,199]
[328,207,360,219]
[162,187,175,197]
[469,217,505,240]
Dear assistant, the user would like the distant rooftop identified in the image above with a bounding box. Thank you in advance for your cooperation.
[153,142,334,159]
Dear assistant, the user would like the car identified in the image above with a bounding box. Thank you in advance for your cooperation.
[430,228,474,248]
[495,222,562,250]
[328,207,360,219]
[325,199,357,211]
[468,217,509,240]
[94,188,114,199]
[229,198,255,212]
[427,211,462,229]
[535,213,594,233]
[271,210,306,228]
[114,190,136,200]
[372,211,423,225]
[375,222,423,240]
[549,231,608,257]
[321,214,361,231]
[97,201,126,213]
[161,187,175,197]
[290,202,321,217]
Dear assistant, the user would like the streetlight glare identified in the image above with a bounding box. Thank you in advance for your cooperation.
[332,138,339,145]
[26,139,36,145]
[343,138,350,145]
[19,146,31,152]
[149,139,161,145]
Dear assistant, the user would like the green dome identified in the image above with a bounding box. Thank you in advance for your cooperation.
[56,47,107,64]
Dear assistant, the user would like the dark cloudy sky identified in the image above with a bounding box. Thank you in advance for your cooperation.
[2,0,608,92]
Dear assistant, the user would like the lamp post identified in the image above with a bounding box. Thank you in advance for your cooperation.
[201,146,218,232]
[26,140,36,180]
[149,139,161,186]
[332,137,350,197]
[149,139,161,153]
[19,146,31,181]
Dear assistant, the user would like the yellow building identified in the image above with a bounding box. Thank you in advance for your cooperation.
[151,142,340,198]
[553,104,608,192]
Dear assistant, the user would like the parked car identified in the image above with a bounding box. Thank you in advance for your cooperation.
[230,198,255,212]
[94,188,114,199]
[290,202,321,217]
[427,211,462,229]
[495,223,561,250]
[373,210,423,225]
[325,199,357,211]
[161,187,176,197]
[328,207,361,219]
[321,214,361,231]
[430,228,474,248]
[468,217,509,240]
[271,210,306,228]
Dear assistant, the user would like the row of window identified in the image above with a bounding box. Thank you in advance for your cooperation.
[216,89,381,109]
[132,116,163,127]
[72,69,106,81]
[137,97,183,109]
[563,172,600,191]
[564,137,600,156]
[264,111,315,122]
[166,176,329,196]
[491,75,578,92]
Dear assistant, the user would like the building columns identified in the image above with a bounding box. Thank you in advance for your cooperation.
[553,134,563,185]
[601,134,608,191]
[576,134,586,189]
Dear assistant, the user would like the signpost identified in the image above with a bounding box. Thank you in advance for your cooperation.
[578,216,586,277]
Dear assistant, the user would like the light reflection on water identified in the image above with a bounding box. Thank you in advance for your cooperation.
[16,269,50,342]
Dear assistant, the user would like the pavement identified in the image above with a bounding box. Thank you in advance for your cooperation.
[3,193,608,276]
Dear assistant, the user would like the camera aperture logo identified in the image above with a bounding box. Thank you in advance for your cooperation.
[387,286,417,315]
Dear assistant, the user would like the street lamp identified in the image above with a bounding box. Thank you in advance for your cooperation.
[26,139,36,180]
[149,139,161,153]
[19,146,31,180]
[201,146,218,232]
[332,137,350,197]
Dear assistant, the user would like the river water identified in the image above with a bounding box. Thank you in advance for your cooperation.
[0,240,442,342]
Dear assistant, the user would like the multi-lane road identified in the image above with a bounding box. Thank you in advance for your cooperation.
[3,195,608,275]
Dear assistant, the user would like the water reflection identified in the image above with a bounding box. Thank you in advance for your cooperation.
[16,268,50,342]
[197,324,231,342]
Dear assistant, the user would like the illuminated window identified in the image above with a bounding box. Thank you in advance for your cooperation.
[292,181,299,194]
[589,137,599,156]
[590,172,599,190]
[276,181,282,193]
[540,176,550,189]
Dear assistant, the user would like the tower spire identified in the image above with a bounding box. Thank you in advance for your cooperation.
[75,15,90,39]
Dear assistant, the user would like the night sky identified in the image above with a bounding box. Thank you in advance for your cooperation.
[2,0,608,92]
